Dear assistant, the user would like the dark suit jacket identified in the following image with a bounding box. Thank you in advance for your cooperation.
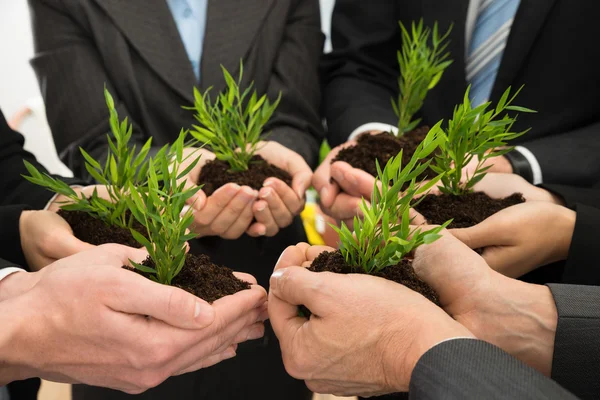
[323,0,600,186]
[411,283,600,399]
[27,2,318,399]
[29,0,324,174]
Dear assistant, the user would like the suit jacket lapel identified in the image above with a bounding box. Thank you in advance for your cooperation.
[200,0,275,92]
[491,0,558,100]
[94,0,197,103]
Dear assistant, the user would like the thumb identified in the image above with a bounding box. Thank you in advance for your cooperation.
[270,267,331,316]
[49,233,95,259]
[450,221,499,250]
[110,271,216,329]
[292,170,313,199]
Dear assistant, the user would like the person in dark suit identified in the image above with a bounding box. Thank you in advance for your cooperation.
[316,0,600,221]
[0,110,267,399]
[27,0,323,398]
[269,235,600,399]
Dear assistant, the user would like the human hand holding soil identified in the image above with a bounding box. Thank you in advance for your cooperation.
[0,245,267,392]
[177,147,259,239]
[247,141,313,237]
[450,202,575,277]
[412,231,558,375]
[268,243,473,396]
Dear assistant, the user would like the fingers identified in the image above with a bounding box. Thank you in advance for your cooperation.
[274,243,312,272]
[312,151,341,209]
[231,271,258,285]
[259,184,294,228]
[211,285,268,325]
[322,192,364,221]
[330,162,374,199]
[108,271,216,329]
[194,184,242,226]
[269,267,330,316]
[46,229,95,260]
[221,191,256,239]
[264,178,305,215]
[173,346,238,376]
[291,170,313,199]
[449,215,509,250]
[249,200,277,237]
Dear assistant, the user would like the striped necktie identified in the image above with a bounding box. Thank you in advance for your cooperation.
[467,0,521,106]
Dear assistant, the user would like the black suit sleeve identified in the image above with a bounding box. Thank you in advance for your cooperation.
[0,205,30,271]
[548,284,600,400]
[524,121,600,187]
[540,182,600,210]
[410,338,577,399]
[28,0,162,179]
[560,204,600,286]
[265,0,325,169]
[321,0,399,147]
[0,111,83,210]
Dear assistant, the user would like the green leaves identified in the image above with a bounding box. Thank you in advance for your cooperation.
[189,61,281,171]
[333,127,451,273]
[394,20,453,135]
[432,86,536,196]
[126,131,203,285]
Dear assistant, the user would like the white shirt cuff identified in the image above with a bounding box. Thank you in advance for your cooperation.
[513,146,543,185]
[43,185,86,211]
[348,122,399,141]
[0,267,26,283]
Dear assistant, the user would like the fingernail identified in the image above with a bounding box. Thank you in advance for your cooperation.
[261,188,272,199]
[195,301,213,322]
[258,226,267,236]
[263,179,275,188]
[247,326,265,341]
[256,203,267,212]
[270,269,285,290]
[181,205,191,216]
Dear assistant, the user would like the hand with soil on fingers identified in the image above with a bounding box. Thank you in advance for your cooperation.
[450,201,575,278]
[0,245,268,393]
[472,173,565,204]
[268,243,474,396]
[176,147,260,240]
[247,141,313,237]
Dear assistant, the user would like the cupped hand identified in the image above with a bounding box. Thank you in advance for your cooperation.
[412,231,558,375]
[0,245,267,393]
[177,147,259,239]
[247,141,313,237]
[268,243,473,396]
[472,172,564,203]
[450,201,576,277]
[19,210,94,271]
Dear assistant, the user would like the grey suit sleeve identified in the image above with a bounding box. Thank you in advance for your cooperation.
[265,0,325,169]
[548,284,600,400]
[28,0,161,180]
[410,338,576,400]
[522,121,600,187]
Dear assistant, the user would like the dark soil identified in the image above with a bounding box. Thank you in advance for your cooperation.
[58,209,145,248]
[128,253,251,303]
[198,155,292,196]
[333,126,434,179]
[415,192,525,229]
[299,250,439,317]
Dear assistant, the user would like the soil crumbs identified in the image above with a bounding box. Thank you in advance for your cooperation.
[58,209,143,248]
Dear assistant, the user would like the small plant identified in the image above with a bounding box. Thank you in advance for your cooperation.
[392,20,453,135]
[126,131,202,284]
[23,88,154,228]
[189,62,281,172]
[432,86,536,196]
[334,125,450,273]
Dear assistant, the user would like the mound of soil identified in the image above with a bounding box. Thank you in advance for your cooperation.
[58,210,144,248]
[415,192,525,229]
[198,155,292,196]
[333,126,433,178]
[299,250,438,317]
[130,253,251,303]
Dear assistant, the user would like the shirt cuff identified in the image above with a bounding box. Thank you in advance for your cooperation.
[514,146,543,185]
[348,122,399,141]
[0,267,26,283]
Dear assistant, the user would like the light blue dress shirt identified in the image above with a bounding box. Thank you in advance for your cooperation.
[167,0,208,81]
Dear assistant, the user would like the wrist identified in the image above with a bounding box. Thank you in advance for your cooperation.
[0,271,39,302]
[0,298,38,384]
[554,207,576,261]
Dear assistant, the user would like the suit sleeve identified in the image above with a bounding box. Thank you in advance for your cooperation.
[0,205,30,271]
[539,182,600,210]
[410,338,577,399]
[264,0,325,169]
[321,0,399,148]
[0,111,84,210]
[522,121,600,187]
[28,0,162,179]
[548,284,600,399]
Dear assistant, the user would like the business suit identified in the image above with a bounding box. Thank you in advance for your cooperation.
[411,283,600,399]
[323,0,600,186]
[28,0,322,398]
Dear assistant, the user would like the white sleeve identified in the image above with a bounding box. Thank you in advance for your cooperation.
[0,268,26,283]
[514,146,543,185]
[348,122,399,141]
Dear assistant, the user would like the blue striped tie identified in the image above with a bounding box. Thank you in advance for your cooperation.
[467,0,521,106]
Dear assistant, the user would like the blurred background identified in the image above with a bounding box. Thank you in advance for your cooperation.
[0,0,348,399]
